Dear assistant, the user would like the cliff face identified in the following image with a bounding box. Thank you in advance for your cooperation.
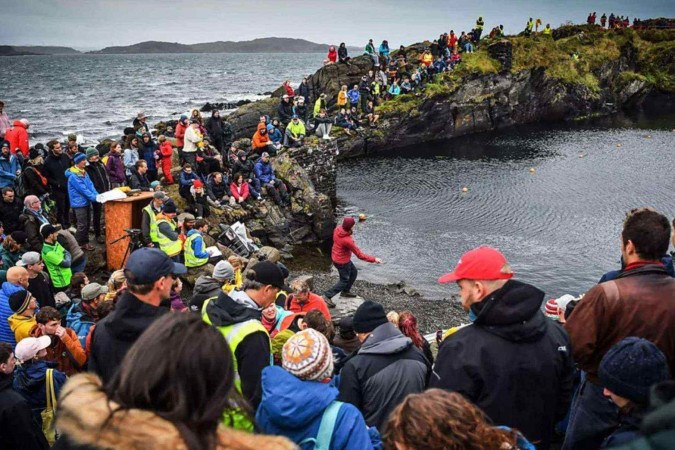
[225,26,674,158]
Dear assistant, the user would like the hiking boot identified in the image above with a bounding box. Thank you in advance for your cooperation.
[340,291,358,298]
[81,243,95,251]
[322,296,336,309]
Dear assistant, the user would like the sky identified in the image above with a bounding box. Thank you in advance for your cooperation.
[2,0,673,50]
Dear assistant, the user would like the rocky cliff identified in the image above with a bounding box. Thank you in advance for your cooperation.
[225,25,674,158]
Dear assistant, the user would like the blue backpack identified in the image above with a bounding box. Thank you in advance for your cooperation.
[299,401,342,450]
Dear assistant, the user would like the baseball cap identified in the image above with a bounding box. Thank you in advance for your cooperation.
[82,282,109,301]
[250,261,285,289]
[438,246,514,283]
[16,251,41,267]
[124,248,187,284]
[15,336,52,363]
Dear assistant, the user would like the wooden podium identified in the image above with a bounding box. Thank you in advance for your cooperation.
[105,191,155,270]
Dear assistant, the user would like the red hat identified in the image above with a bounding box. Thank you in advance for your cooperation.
[438,246,513,283]
[193,179,203,189]
[342,217,355,231]
[544,299,560,319]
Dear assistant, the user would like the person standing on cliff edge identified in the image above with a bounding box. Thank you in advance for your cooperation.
[323,217,382,308]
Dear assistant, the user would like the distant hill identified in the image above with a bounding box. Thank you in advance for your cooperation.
[13,46,81,55]
[90,37,361,54]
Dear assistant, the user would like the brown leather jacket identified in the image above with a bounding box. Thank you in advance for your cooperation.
[565,264,675,383]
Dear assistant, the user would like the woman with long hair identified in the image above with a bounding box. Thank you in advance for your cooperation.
[384,389,533,450]
[0,231,26,269]
[54,313,295,449]
[398,310,433,365]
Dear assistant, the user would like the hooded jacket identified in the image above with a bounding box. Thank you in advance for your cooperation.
[66,301,96,348]
[0,150,19,188]
[139,139,158,172]
[8,313,36,343]
[233,156,255,180]
[4,120,29,157]
[52,373,296,450]
[0,372,49,450]
[105,151,126,184]
[128,167,150,191]
[0,281,24,346]
[331,225,376,265]
[29,325,87,376]
[13,360,66,427]
[88,290,168,383]
[85,160,111,194]
[254,160,275,184]
[202,290,270,408]
[430,280,574,450]
[257,366,374,450]
[66,167,98,208]
[19,208,49,252]
[338,322,428,430]
[189,275,223,312]
[0,197,22,232]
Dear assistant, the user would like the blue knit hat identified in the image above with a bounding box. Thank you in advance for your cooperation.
[599,337,670,404]
[73,152,87,164]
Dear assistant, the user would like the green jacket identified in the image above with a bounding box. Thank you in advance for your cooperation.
[42,241,72,288]
[286,120,306,138]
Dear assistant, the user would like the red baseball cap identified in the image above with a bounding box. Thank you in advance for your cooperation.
[438,246,514,283]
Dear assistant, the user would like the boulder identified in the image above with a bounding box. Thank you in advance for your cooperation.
[487,40,513,71]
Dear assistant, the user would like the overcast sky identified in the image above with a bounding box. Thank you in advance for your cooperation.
[2,0,673,50]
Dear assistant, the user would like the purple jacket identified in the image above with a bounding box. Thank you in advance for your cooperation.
[105,152,126,184]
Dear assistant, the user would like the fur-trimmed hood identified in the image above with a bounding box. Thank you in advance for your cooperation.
[57,373,297,450]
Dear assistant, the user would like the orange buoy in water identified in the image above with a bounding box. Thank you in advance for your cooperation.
[462,187,469,193]
[358,213,367,222]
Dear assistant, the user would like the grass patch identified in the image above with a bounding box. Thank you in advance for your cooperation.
[377,94,422,117]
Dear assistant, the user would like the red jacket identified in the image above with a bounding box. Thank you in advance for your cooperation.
[284,84,295,98]
[230,181,250,201]
[175,121,187,147]
[286,292,332,321]
[159,141,173,159]
[327,49,337,63]
[5,120,29,157]
[331,225,376,265]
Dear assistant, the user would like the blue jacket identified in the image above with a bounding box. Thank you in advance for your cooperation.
[186,229,209,259]
[254,160,275,184]
[140,141,158,172]
[66,302,95,348]
[347,89,360,104]
[0,152,19,188]
[256,366,375,450]
[179,170,200,187]
[599,254,675,283]
[0,282,24,346]
[268,128,282,144]
[13,360,66,427]
[66,167,98,208]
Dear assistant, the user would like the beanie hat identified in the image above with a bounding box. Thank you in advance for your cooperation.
[85,147,99,159]
[342,217,355,231]
[599,337,670,404]
[282,328,334,381]
[162,202,177,214]
[353,300,388,333]
[271,329,295,364]
[544,299,560,320]
[10,231,27,246]
[9,289,31,314]
[73,153,86,164]
[29,147,40,160]
[193,179,203,189]
[150,180,160,189]
[212,261,235,282]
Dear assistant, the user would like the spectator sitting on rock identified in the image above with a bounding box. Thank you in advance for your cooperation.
[314,109,333,141]
[338,42,350,64]
[277,94,294,124]
[189,260,236,313]
[365,101,380,128]
[295,76,311,103]
[232,151,261,200]
[184,219,217,268]
[349,107,363,128]
[292,97,309,125]
[267,120,283,147]
[254,152,290,207]
[178,163,200,200]
[196,138,222,176]
[285,277,331,320]
[449,48,462,69]
[128,159,151,191]
[400,77,413,94]
[388,81,401,97]
[313,93,327,118]
[252,124,277,157]
[336,108,357,136]
[206,171,231,208]
[188,179,211,219]
[283,115,306,148]
[326,45,337,64]
[230,172,252,206]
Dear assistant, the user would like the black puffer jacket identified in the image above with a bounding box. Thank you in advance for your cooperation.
[0,373,49,450]
[43,151,71,191]
[430,280,574,450]
[337,322,428,430]
[85,160,111,194]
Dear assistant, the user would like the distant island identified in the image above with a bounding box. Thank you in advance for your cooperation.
[0,45,80,56]
[89,38,360,54]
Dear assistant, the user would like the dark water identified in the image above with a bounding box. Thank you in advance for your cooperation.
[337,113,675,299]
[0,53,323,141]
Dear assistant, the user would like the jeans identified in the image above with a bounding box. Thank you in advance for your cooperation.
[73,206,91,244]
[52,189,70,227]
[71,256,87,274]
[324,261,358,299]
[248,179,261,199]
[562,373,619,450]
[264,180,288,205]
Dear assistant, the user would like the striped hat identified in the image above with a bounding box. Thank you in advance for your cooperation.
[282,329,333,381]
[544,299,560,319]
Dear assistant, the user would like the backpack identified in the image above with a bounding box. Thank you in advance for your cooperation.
[300,401,342,450]
[14,169,27,198]
[41,368,59,445]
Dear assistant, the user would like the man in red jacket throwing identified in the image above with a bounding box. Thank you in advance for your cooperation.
[323,216,382,307]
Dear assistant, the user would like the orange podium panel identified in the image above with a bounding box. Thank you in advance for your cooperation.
[105,191,154,270]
